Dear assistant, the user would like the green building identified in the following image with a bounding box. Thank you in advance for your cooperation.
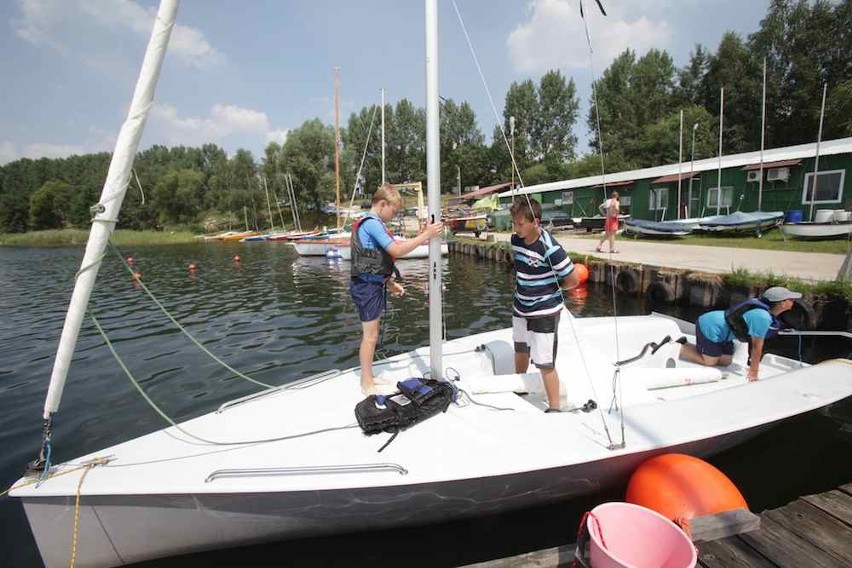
[498,137,852,223]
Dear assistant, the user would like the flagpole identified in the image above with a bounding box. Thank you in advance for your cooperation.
[717,86,724,216]
[677,109,683,219]
[758,58,766,211]
[810,83,827,222]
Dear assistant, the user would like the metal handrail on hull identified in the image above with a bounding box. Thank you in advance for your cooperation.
[205,463,408,483]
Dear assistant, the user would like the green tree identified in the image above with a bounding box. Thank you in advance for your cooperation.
[29,180,72,229]
[532,70,580,164]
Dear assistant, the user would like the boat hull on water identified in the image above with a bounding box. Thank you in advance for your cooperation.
[12,313,852,567]
[337,240,449,260]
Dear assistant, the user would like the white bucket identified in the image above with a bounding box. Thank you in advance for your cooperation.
[814,209,834,223]
[587,502,696,568]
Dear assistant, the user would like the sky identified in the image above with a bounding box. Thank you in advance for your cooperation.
[0,0,774,166]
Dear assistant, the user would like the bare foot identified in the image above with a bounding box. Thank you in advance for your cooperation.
[361,383,398,396]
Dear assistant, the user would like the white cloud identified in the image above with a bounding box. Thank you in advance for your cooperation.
[0,142,19,165]
[14,0,222,69]
[507,0,672,73]
[150,103,282,148]
[0,141,88,164]
[266,129,289,145]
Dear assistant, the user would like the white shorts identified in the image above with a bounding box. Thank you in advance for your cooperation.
[512,314,560,369]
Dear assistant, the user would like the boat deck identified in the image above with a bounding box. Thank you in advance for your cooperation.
[467,481,852,567]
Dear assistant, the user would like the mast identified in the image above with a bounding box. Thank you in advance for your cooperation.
[425,0,443,379]
[758,57,767,211]
[810,83,827,222]
[262,175,275,233]
[334,67,341,231]
[381,88,387,185]
[41,0,179,425]
[717,86,724,215]
[677,109,683,219]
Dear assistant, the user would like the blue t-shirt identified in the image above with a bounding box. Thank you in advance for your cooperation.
[698,308,772,343]
[355,214,394,283]
[511,229,574,318]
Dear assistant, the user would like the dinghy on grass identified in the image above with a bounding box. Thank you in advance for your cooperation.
[698,211,784,235]
[624,219,693,238]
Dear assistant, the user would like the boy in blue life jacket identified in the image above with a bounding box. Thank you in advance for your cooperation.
[510,197,580,412]
[678,286,800,381]
[351,183,444,395]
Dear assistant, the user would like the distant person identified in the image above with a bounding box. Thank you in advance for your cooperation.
[351,183,444,395]
[678,286,801,381]
[596,191,620,253]
[510,196,580,412]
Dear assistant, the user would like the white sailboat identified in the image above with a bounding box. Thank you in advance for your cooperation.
[9,3,852,568]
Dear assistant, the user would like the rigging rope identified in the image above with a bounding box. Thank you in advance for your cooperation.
[106,242,274,389]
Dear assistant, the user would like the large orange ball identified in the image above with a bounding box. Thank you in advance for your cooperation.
[573,263,589,284]
[626,454,748,522]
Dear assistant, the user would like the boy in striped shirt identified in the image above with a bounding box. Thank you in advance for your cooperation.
[510,197,580,412]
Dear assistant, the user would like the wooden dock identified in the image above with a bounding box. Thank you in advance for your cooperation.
[464,482,852,568]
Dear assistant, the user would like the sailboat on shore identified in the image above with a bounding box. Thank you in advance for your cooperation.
[9,2,852,567]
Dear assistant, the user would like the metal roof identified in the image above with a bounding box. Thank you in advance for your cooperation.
[498,137,852,198]
[652,172,700,184]
[741,159,802,170]
[460,182,511,200]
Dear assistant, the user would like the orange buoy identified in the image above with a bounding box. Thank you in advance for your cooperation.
[188,263,197,271]
[626,453,747,524]
[126,256,134,265]
[233,255,241,262]
[573,263,589,284]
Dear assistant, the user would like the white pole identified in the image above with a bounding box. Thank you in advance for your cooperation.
[810,83,827,222]
[691,122,698,218]
[42,0,180,419]
[758,57,766,212]
[381,88,386,185]
[425,0,442,379]
[263,175,275,232]
[717,86,724,216]
[677,109,683,219]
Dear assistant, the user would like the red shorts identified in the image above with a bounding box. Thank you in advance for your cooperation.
[604,217,619,233]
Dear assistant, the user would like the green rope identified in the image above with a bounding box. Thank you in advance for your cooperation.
[89,310,357,446]
[106,241,274,389]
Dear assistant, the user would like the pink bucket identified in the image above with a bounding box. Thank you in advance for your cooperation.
[587,502,696,568]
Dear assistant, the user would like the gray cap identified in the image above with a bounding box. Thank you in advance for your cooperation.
[763,286,802,302]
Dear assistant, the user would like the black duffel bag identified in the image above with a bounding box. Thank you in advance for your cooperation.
[355,378,456,451]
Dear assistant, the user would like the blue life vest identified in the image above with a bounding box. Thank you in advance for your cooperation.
[724,298,781,342]
[350,214,396,279]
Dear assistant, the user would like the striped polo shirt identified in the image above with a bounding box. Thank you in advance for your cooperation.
[511,229,574,317]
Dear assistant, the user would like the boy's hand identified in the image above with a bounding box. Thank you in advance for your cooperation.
[423,220,444,239]
[388,280,405,297]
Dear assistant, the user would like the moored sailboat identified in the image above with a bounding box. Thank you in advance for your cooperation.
[8,3,852,568]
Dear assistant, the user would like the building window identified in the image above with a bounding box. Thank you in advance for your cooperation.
[650,187,668,210]
[802,170,845,205]
[707,186,733,209]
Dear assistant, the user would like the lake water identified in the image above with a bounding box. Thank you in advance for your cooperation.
[1,243,850,567]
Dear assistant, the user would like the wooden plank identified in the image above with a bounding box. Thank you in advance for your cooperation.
[463,544,575,568]
[697,537,777,568]
[690,509,761,542]
[840,482,852,496]
[739,514,848,568]
[764,499,852,564]
[802,490,852,526]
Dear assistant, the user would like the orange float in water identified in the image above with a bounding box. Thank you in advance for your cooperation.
[626,453,747,524]
[126,256,134,265]
[233,255,241,262]
[573,263,589,284]
[188,263,197,271]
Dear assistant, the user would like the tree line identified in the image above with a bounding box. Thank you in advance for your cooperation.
[1,0,848,234]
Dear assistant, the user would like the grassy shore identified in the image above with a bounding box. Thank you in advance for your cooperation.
[0,229,198,247]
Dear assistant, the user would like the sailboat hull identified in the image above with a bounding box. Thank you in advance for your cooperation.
[21,420,772,568]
